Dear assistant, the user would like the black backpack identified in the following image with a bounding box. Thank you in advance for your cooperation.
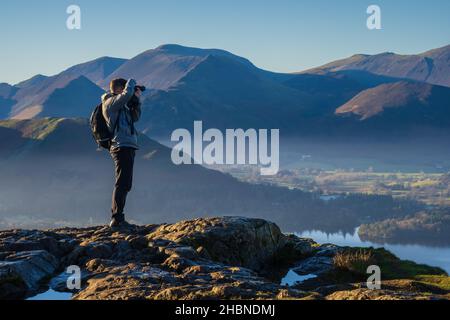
[89,103,120,150]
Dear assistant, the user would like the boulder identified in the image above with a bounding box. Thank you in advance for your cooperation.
[0,250,58,298]
[0,266,28,299]
[0,230,75,257]
[292,244,342,276]
[147,216,314,272]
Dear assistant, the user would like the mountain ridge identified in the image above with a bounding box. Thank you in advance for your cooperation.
[0,43,449,139]
[99,44,256,91]
[304,44,450,87]
[334,80,450,134]
[6,57,126,118]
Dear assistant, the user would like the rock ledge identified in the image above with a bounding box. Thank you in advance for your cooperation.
[0,216,448,300]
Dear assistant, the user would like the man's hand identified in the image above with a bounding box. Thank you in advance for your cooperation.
[134,88,142,98]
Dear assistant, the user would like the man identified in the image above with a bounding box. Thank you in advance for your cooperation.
[102,78,142,228]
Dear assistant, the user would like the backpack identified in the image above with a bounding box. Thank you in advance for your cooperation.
[89,102,120,150]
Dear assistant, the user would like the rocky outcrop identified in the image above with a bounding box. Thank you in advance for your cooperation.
[0,229,77,299]
[146,217,314,272]
[291,244,341,276]
[0,216,448,300]
[0,250,58,288]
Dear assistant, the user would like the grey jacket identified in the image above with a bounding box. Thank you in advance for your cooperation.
[101,79,142,151]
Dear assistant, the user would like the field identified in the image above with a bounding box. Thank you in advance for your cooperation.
[210,165,450,207]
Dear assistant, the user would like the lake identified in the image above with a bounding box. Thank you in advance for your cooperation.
[298,228,450,274]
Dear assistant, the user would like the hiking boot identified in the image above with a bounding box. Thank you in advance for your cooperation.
[109,215,132,229]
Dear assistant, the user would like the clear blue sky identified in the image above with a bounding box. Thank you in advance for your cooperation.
[1,0,449,84]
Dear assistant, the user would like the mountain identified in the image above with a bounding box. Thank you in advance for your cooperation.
[138,53,312,136]
[2,44,313,132]
[6,57,126,119]
[281,70,400,115]
[15,74,49,89]
[2,44,450,142]
[11,76,104,119]
[99,44,256,90]
[0,83,18,97]
[54,56,127,85]
[4,46,275,122]
[304,45,450,87]
[103,44,450,137]
[336,81,450,123]
[0,83,18,118]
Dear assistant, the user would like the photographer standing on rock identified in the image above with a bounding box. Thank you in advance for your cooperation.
[102,78,143,228]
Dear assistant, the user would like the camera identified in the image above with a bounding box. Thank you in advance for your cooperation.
[135,85,146,92]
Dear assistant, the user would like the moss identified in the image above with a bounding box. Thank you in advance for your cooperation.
[370,248,446,279]
[415,275,450,291]
[327,247,446,283]
[333,248,373,274]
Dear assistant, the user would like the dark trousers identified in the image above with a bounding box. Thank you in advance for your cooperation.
[110,147,135,220]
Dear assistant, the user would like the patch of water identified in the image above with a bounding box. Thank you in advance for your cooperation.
[27,289,72,300]
[281,270,317,286]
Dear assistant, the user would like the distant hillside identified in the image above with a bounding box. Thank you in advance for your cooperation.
[57,56,127,85]
[0,83,18,118]
[336,81,450,126]
[281,70,400,114]
[0,118,417,231]
[15,74,49,89]
[11,76,104,119]
[6,57,125,119]
[304,45,450,87]
[139,53,312,135]
[0,83,18,97]
[359,209,450,246]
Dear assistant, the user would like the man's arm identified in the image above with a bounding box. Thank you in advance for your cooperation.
[130,100,142,122]
[106,79,136,112]
[129,88,142,122]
